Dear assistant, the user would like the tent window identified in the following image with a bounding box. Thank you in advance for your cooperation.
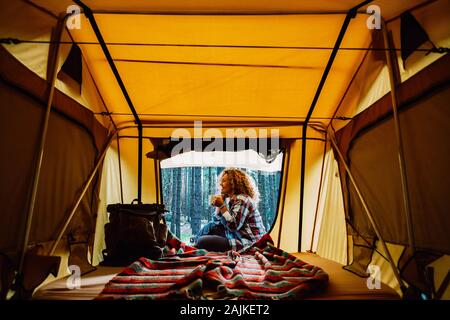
[160,150,283,244]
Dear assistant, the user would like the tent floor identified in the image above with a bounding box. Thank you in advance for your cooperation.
[32,253,399,300]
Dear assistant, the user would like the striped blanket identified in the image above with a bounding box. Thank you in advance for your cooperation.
[96,235,328,300]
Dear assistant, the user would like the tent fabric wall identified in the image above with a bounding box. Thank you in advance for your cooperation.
[333,54,450,295]
[330,0,450,131]
[117,137,158,205]
[0,71,100,257]
[0,46,109,151]
[344,79,450,251]
[267,137,326,253]
[0,42,108,294]
[331,47,389,133]
[388,0,450,83]
[300,139,328,252]
[316,148,348,265]
[0,1,117,131]
[272,139,301,253]
[92,140,122,266]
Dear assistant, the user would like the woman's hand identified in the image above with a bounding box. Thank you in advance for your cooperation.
[210,195,225,207]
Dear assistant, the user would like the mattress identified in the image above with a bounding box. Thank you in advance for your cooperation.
[293,252,400,300]
[32,266,123,300]
[33,253,399,300]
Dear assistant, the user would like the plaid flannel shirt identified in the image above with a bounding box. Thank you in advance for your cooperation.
[216,194,266,251]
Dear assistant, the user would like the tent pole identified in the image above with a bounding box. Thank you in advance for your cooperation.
[91,9,369,16]
[138,126,143,203]
[49,131,118,256]
[74,0,143,203]
[17,13,66,277]
[299,0,373,252]
[153,139,161,204]
[116,134,124,204]
[276,145,290,249]
[154,158,160,204]
[382,19,416,255]
[328,128,406,292]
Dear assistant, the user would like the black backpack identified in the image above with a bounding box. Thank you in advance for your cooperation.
[101,201,168,266]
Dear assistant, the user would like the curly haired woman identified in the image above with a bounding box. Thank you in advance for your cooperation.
[194,168,266,252]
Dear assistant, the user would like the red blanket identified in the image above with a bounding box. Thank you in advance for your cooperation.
[96,235,328,300]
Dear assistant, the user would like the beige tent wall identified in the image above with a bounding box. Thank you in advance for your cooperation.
[269,140,291,248]
[332,54,450,298]
[269,137,326,253]
[0,78,99,255]
[332,0,450,132]
[0,1,54,79]
[332,50,389,132]
[0,62,108,298]
[273,139,301,253]
[316,148,348,265]
[0,1,114,130]
[346,83,450,252]
[113,137,157,204]
[300,139,327,252]
[321,0,450,278]
[388,0,450,83]
[92,140,123,266]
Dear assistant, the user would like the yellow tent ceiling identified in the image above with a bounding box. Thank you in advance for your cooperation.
[3,0,437,130]
[69,12,372,126]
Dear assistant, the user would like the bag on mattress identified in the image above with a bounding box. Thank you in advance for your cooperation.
[101,201,168,266]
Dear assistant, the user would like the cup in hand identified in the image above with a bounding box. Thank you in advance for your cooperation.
[210,194,224,207]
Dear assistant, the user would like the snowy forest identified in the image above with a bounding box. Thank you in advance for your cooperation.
[161,167,281,244]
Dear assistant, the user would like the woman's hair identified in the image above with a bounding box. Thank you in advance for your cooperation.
[218,168,260,203]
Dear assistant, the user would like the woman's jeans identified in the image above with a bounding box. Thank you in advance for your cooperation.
[194,222,231,252]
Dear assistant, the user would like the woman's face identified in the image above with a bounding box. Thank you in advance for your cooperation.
[220,173,233,195]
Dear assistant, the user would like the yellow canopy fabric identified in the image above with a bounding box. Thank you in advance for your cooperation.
[69,13,370,127]
[2,0,443,130]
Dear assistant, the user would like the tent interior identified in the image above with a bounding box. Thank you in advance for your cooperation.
[0,0,449,300]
